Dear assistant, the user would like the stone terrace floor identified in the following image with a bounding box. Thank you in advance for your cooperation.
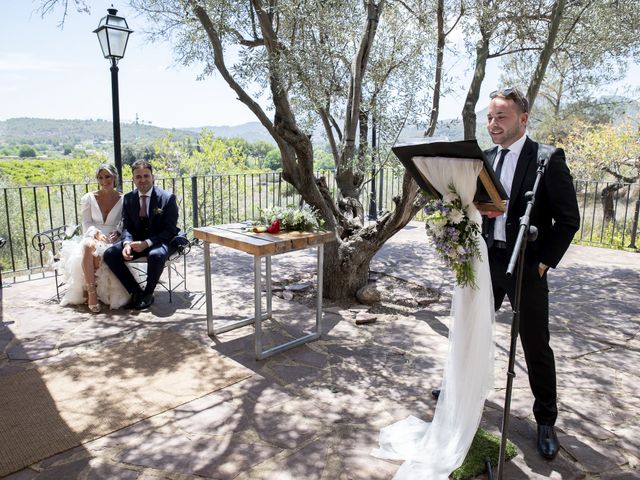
[1,221,639,479]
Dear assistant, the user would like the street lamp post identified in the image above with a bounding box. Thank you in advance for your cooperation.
[94,7,133,191]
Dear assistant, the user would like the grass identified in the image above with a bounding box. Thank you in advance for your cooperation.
[451,428,518,480]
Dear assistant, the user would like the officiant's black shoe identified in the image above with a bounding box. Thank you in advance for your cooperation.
[431,389,441,400]
[134,293,154,310]
[537,425,560,460]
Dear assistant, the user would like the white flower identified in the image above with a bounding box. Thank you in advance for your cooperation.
[443,192,457,203]
[423,183,481,289]
[449,209,464,224]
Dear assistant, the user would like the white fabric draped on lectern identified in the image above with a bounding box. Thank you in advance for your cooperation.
[373,157,496,479]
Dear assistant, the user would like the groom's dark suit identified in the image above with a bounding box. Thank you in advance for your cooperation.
[104,185,180,299]
[484,137,580,426]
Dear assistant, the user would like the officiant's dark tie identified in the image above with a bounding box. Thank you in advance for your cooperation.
[487,148,509,248]
[139,195,148,219]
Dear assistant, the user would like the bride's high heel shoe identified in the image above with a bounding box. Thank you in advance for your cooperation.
[86,283,101,313]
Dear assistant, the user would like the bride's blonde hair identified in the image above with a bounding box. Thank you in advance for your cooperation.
[95,164,119,187]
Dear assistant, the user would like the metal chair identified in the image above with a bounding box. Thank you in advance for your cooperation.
[31,225,81,301]
[125,232,193,302]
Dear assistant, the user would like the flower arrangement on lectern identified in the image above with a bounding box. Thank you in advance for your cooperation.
[423,184,481,288]
[247,205,324,233]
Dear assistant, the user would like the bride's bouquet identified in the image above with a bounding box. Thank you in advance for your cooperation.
[423,185,481,288]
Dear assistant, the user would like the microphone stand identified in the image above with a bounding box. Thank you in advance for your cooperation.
[496,155,549,480]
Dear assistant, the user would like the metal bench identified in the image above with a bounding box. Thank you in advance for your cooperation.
[31,226,193,303]
[31,225,81,301]
[126,232,193,302]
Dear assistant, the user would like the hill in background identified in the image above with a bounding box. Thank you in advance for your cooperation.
[1,95,637,153]
[0,118,277,148]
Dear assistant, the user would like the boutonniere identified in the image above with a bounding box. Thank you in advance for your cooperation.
[153,207,164,215]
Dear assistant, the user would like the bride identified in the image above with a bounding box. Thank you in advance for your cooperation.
[60,164,130,311]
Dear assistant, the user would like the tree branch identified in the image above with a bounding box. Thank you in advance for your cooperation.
[189,2,276,140]
[228,28,265,47]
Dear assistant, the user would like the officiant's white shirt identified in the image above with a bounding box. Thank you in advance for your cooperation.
[493,133,527,242]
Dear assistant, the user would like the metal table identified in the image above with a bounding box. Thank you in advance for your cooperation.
[193,223,335,360]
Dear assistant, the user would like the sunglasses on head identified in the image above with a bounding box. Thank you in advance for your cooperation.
[490,87,529,112]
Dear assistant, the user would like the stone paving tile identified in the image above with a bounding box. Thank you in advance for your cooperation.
[561,433,627,473]
[115,431,283,479]
[84,461,141,480]
[172,397,252,438]
[237,437,330,480]
[281,344,328,369]
[252,400,325,449]
[2,225,639,479]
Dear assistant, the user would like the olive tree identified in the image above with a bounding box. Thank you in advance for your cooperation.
[460,0,640,140]
[119,0,444,299]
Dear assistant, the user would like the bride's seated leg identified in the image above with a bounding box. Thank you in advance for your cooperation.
[82,240,100,312]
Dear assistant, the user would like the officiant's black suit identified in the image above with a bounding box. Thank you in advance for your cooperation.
[484,137,580,426]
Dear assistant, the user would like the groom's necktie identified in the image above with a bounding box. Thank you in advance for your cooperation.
[487,148,509,248]
[139,195,148,219]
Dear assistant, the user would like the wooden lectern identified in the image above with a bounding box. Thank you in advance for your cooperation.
[392,139,508,212]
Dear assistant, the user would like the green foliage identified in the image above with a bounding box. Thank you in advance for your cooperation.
[0,156,107,186]
[451,429,517,480]
[313,149,335,170]
[264,149,282,171]
[574,218,639,251]
[558,120,640,181]
[18,145,37,158]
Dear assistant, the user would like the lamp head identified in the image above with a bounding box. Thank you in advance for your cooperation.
[93,7,133,60]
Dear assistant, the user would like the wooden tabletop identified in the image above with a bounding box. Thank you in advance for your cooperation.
[194,223,335,256]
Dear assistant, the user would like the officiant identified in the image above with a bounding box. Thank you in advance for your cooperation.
[482,87,580,460]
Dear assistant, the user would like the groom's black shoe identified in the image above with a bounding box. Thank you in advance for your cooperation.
[431,389,441,400]
[134,293,154,310]
[125,292,141,309]
[537,425,560,459]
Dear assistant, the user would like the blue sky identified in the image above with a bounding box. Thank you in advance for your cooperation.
[1,1,259,128]
[1,1,638,130]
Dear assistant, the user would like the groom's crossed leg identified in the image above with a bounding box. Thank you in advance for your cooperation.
[104,242,172,309]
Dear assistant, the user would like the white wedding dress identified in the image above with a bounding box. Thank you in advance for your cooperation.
[59,192,130,309]
[373,157,496,479]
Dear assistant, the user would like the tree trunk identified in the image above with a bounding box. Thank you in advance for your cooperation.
[323,238,376,298]
[323,170,425,298]
[426,0,445,137]
[462,35,490,140]
[601,182,623,224]
[335,1,383,206]
[526,0,566,113]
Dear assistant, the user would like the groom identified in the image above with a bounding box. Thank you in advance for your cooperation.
[483,87,580,459]
[104,160,180,310]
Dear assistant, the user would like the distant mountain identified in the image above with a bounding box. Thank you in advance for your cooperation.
[2,95,637,150]
[181,122,276,144]
[0,117,195,147]
[0,117,280,148]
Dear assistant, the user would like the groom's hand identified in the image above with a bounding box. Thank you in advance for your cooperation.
[130,240,149,253]
[122,243,134,261]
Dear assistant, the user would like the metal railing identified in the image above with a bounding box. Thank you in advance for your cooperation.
[0,171,638,281]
